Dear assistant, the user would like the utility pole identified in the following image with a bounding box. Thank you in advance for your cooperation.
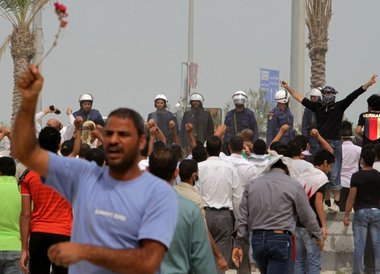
[290,0,305,128]
[33,9,44,112]
[186,0,194,103]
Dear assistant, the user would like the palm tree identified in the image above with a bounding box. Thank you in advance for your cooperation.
[0,0,49,126]
[305,0,332,89]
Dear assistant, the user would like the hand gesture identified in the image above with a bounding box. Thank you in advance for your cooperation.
[66,108,73,115]
[368,74,378,86]
[280,80,290,90]
[48,242,84,267]
[73,116,83,129]
[215,124,227,138]
[149,126,158,136]
[17,64,44,100]
[185,123,193,132]
[310,128,320,137]
[231,247,243,268]
[168,120,176,131]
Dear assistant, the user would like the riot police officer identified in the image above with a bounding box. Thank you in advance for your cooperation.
[266,89,294,145]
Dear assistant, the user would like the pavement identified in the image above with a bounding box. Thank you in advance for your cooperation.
[226,269,336,274]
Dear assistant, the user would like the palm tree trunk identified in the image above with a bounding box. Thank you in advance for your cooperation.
[307,37,328,88]
[10,25,35,127]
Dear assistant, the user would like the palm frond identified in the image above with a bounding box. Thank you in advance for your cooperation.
[26,0,49,25]
[0,35,11,62]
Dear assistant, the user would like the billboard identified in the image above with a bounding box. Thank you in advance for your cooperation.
[260,68,280,108]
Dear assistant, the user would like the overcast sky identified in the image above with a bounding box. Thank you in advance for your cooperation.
[1,0,379,128]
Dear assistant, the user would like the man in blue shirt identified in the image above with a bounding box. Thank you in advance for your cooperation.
[12,65,178,274]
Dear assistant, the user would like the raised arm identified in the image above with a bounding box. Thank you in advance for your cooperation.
[310,129,333,154]
[68,117,83,158]
[12,64,49,177]
[168,120,180,145]
[270,124,289,146]
[362,74,377,91]
[281,80,305,103]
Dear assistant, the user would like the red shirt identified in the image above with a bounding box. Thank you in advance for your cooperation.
[20,171,72,236]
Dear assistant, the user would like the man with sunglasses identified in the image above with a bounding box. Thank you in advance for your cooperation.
[281,74,377,212]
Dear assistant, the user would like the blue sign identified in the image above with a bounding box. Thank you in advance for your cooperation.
[260,68,280,108]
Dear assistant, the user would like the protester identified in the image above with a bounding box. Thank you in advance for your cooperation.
[0,157,22,274]
[294,149,335,274]
[148,148,217,274]
[19,127,72,274]
[35,106,75,143]
[197,135,243,274]
[344,147,380,274]
[232,144,324,274]
[281,75,377,212]
[302,88,322,154]
[12,65,178,274]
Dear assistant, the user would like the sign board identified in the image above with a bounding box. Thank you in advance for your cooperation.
[260,68,280,108]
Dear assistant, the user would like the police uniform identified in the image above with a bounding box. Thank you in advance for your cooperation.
[266,106,294,145]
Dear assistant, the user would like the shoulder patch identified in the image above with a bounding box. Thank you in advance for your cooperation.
[268,112,274,120]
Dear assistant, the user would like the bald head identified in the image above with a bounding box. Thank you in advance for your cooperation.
[46,118,62,130]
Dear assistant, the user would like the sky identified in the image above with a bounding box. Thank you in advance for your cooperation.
[1,0,380,128]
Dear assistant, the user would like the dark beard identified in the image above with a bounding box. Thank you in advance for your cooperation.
[108,146,139,173]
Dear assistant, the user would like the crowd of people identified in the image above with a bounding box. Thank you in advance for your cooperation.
[0,64,379,274]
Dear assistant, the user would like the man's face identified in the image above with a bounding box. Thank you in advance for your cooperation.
[81,101,92,112]
[191,100,201,109]
[46,119,61,130]
[102,116,146,172]
[155,99,166,110]
[277,102,287,111]
[310,95,320,102]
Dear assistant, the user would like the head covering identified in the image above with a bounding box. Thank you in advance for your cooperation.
[321,86,338,105]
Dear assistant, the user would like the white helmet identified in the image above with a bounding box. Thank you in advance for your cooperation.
[190,93,204,103]
[78,93,93,103]
[310,88,322,98]
[275,89,289,104]
[154,94,168,103]
[232,90,248,105]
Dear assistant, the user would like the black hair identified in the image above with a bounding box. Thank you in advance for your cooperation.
[179,159,198,182]
[293,135,309,151]
[153,141,166,151]
[206,135,222,157]
[253,139,267,155]
[288,140,302,157]
[60,140,74,156]
[367,94,380,108]
[169,144,184,161]
[0,157,16,176]
[106,108,145,136]
[361,147,376,167]
[149,147,178,182]
[341,120,353,137]
[38,127,61,153]
[313,149,335,166]
[192,145,208,163]
[85,148,105,167]
[270,143,291,170]
[229,136,244,153]
[140,136,150,157]
[78,143,91,158]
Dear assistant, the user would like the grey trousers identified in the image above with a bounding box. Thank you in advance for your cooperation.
[205,208,233,274]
